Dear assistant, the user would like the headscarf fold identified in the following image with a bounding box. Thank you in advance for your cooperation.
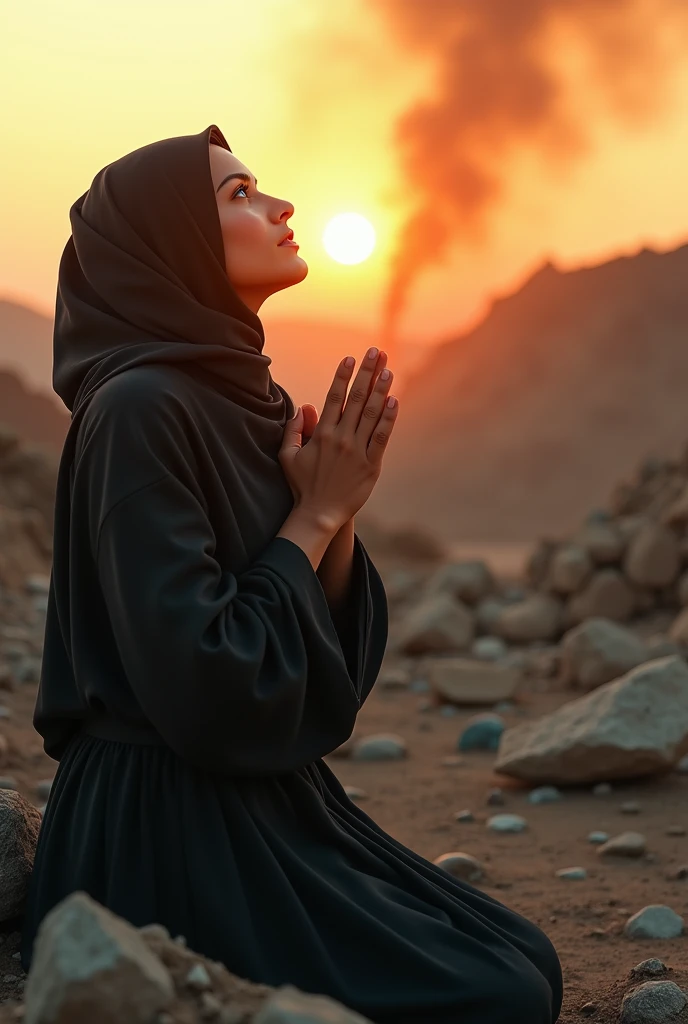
[53,123,291,425]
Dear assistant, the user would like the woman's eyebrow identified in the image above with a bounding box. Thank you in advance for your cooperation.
[216,172,258,194]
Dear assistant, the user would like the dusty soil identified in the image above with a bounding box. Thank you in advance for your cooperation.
[2,665,688,1023]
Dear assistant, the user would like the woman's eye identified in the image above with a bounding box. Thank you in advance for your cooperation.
[234,184,249,198]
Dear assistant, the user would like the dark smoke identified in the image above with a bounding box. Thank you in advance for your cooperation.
[372,0,688,362]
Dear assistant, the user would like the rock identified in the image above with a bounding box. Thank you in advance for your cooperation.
[621,801,641,814]
[0,777,17,790]
[666,825,686,836]
[675,754,688,773]
[424,657,521,706]
[630,959,668,977]
[351,734,407,761]
[494,594,563,643]
[457,713,505,752]
[574,521,625,563]
[486,814,527,833]
[494,656,688,784]
[620,981,686,1023]
[624,905,684,939]
[567,569,636,624]
[377,667,411,690]
[560,618,648,691]
[185,963,212,991]
[486,788,505,806]
[669,606,688,646]
[433,851,484,882]
[0,789,42,922]
[475,598,508,634]
[254,984,373,1023]
[645,635,683,660]
[555,867,587,880]
[588,831,610,844]
[454,810,475,822]
[424,560,495,605]
[624,523,681,588]
[548,545,593,594]
[396,593,475,655]
[528,786,561,804]
[597,831,647,857]
[593,783,612,795]
[35,780,53,802]
[23,891,175,1024]
[471,636,508,661]
[343,786,368,802]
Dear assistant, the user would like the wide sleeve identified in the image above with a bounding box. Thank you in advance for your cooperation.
[95,471,388,777]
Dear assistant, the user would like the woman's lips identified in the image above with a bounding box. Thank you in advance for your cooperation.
[278,239,299,248]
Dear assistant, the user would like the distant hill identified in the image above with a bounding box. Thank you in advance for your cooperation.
[0,369,69,456]
[366,241,688,543]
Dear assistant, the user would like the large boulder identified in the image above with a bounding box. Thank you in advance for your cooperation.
[560,618,648,691]
[0,788,42,922]
[494,656,688,784]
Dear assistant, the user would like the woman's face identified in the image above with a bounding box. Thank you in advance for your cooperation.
[209,143,308,313]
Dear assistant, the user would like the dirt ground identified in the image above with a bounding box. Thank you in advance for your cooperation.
[1,664,688,1022]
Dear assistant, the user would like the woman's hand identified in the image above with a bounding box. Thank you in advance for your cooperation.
[279,348,397,529]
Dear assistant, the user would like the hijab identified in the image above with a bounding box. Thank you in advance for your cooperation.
[53,123,293,427]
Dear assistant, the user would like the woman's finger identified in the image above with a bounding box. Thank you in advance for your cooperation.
[339,348,387,434]
[316,355,357,432]
[365,394,398,468]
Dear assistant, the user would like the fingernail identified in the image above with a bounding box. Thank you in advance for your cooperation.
[344,356,355,367]
[367,347,379,360]
[380,368,390,380]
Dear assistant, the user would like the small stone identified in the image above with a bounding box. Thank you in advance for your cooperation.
[454,810,475,822]
[620,980,686,1023]
[624,905,684,939]
[433,851,484,882]
[588,831,610,845]
[621,801,641,814]
[457,713,505,752]
[343,786,368,802]
[580,1002,597,1016]
[630,958,668,977]
[675,754,688,774]
[593,783,612,796]
[174,934,187,945]
[378,667,411,689]
[528,785,562,804]
[185,963,212,990]
[486,814,527,833]
[139,923,171,940]
[666,824,686,836]
[668,865,688,880]
[486,788,505,806]
[555,866,587,880]
[351,733,407,761]
[410,678,430,693]
[472,636,508,661]
[439,704,458,717]
[440,755,465,767]
[597,831,647,858]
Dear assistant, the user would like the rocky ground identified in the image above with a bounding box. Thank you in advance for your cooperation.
[4,428,688,1021]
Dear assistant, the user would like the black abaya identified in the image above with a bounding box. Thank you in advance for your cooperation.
[19,125,562,1022]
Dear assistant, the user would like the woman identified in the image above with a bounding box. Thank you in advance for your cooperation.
[19,124,562,1023]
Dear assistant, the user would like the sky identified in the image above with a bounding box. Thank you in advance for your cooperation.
[2,0,688,364]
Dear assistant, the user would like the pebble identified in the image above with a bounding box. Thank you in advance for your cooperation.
[440,756,465,767]
[665,824,686,836]
[457,714,505,752]
[620,980,686,1023]
[378,668,411,689]
[579,1002,597,1017]
[592,782,612,796]
[674,754,688,774]
[343,786,368,802]
[185,963,212,990]
[528,786,562,805]
[493,700,516,714]
[588,831,610,845]
[624,905,684,940]
[439,705,458,718]
[351,734,407,761]
[667,865,688,880]
[409,678,430,693]
[486,814,527,834]
[486,788,505,806]
[454,810,475,823]
[472,636,508,661]
[597,831,647,858]
[620,801,641,814]
[433,851,484,882]
[630,958,667,977]
[555,867,587,881]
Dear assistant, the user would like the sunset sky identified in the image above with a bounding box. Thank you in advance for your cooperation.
[3,0,688,365]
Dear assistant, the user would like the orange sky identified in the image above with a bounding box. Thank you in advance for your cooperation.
[2,0,688,363]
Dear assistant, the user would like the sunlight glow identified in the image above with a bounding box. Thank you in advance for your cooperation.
[322,213,376,265]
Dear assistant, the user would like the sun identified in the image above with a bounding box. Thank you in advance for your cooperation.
[322,213,376,265]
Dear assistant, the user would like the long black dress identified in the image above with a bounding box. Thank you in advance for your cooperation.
[19,363,562,1023]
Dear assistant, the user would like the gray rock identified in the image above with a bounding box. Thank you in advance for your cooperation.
[0,789,42,922]
[0,777,17,790]
[624,905,684,940]
[588,831,610,844]
[457,714,505,752]
[620,981,686,1023]
[574,521,625,564]
[396,592,475,655]
[494,594,563,644]
[555,867,587,880]
[486,814,528,833]
[377,667,411,690]
[23,891,175,1024]
[254,984,374,1023]
[424,655,522,707]
[621,801,642,815]
[351,734,407,761]
[593,782,613,795]
[567,569,635,625]
[548,545,593,594]
[495,656,688,784]
[424,560,495,605]
[486,788,505,806]
[597,831,647,858]
[454,810,475,822]
[560,618,648,691]
[185,963,212,991]
[624,523,681,588]
[433,851,483,882]
[630,959,668,977]
[343,786,368,802]
[528,786,562,805]
[471,636,508,661]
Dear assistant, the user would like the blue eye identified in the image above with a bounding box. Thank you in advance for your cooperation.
[233,183,249,198]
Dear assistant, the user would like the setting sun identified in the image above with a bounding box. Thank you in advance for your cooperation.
[322,213,376,265]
